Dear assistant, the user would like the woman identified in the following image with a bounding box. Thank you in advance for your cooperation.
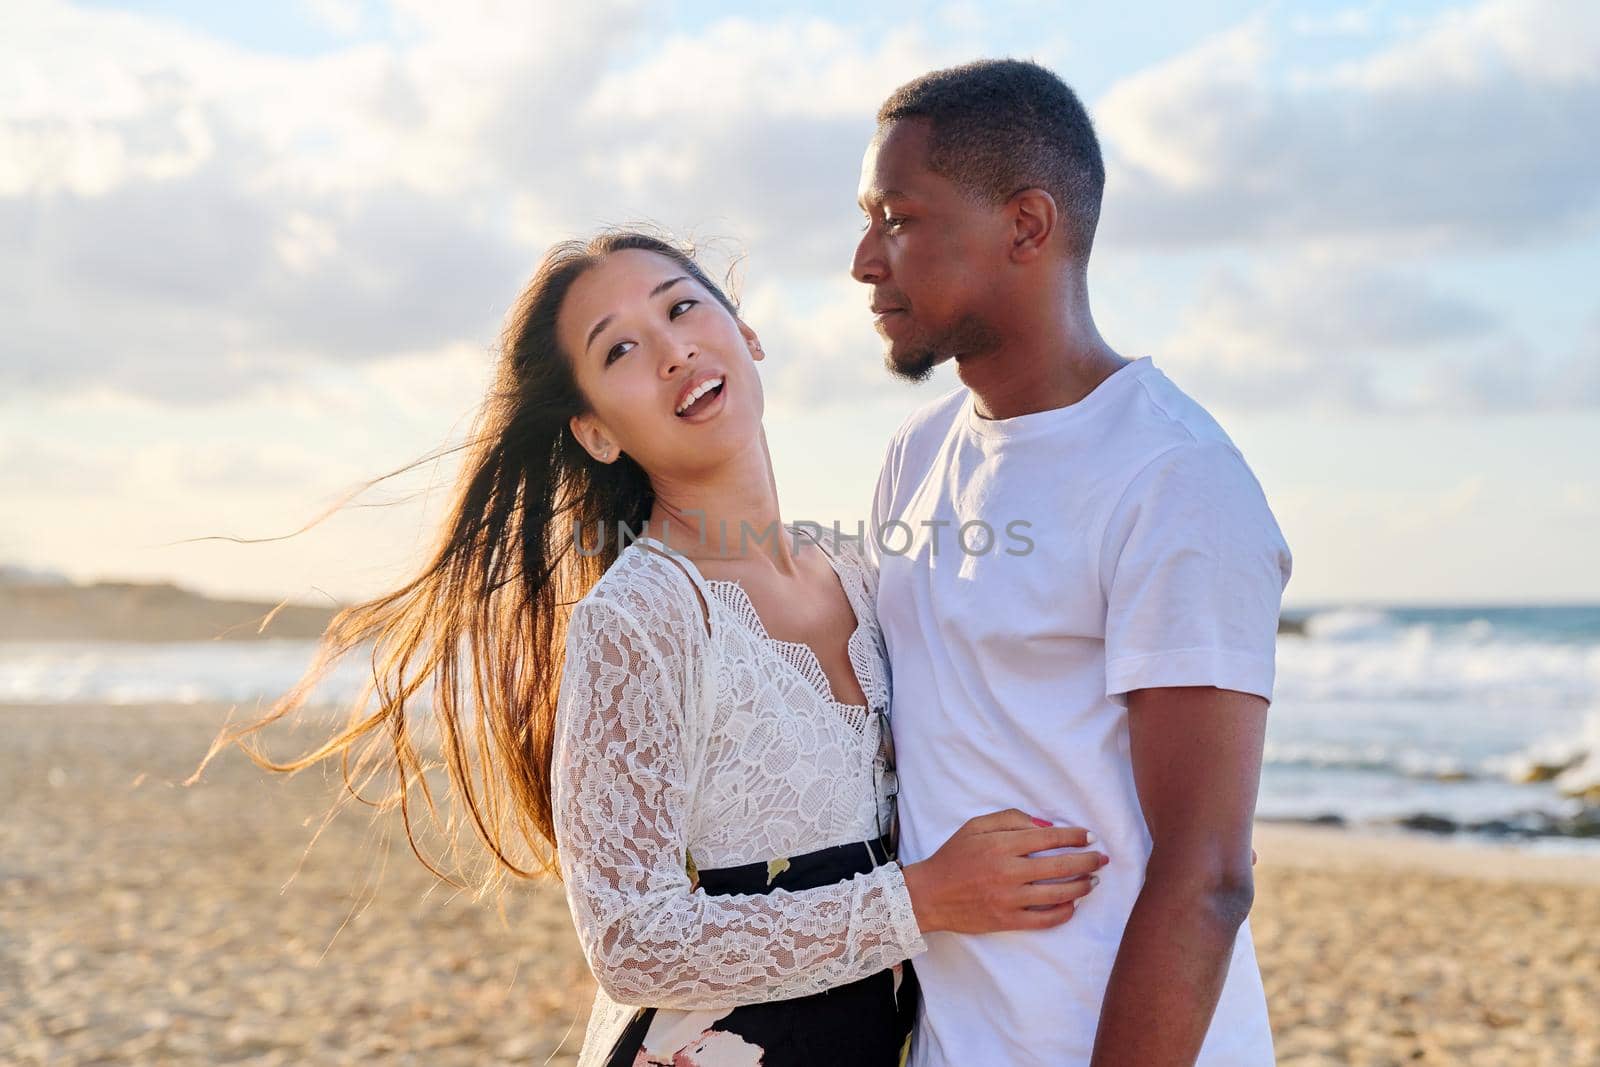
[195,231,1106,1067]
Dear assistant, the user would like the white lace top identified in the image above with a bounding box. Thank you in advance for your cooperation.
[551,525,927,1065]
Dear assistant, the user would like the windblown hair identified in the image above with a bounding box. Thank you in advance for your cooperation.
[878,58,1105,261]
[187,230,738,898]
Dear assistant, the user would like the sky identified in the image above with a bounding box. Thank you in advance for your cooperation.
[3,0,1598,607]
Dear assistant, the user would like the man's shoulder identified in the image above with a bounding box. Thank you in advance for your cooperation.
[1120,364,1238,449]
[1102,363,1256,479]
[1090,366,1289,558]
[1104,370,1289,561]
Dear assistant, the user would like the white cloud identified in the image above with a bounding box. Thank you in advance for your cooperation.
[3,0,1595,425]
[1091,1,1600,415]
[300,0,366,38]
[1155,255,1600,413]
[1095,0,1600,252]
[1289,8,1378,38]
[0,1,948,404]
[1338,0,1600,89]
[583,17,935,121]
[740,277,902,415]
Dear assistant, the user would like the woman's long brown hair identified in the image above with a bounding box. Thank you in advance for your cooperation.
[186,230,739,898]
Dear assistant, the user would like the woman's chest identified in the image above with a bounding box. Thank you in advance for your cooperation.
[701,614,883,762]
[686,617,889,862]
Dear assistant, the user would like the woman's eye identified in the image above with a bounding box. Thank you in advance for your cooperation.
[669,298,698,319]
[605,340,635,365]
[883,216,906,232]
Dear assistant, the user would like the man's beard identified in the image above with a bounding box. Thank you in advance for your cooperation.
[884,313,1001,383]
[884,346,939,383]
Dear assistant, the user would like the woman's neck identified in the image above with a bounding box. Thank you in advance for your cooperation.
[640,431,798,574]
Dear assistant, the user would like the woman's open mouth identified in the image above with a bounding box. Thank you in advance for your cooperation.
[675,376,726,421]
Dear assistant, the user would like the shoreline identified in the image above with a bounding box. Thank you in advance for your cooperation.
[5,697,1593,870]
[1252,819,1600,887]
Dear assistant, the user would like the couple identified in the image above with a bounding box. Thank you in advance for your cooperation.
[216,58,1290,1067]
[546,60,1291,1067]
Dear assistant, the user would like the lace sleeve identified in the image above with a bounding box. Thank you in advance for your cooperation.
[551,592,926,1011]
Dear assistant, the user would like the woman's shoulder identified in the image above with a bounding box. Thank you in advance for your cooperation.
[788,523,876,588]
[578,540,712,647]
[560,547,712,744]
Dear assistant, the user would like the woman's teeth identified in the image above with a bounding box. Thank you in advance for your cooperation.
[676,377,724,416]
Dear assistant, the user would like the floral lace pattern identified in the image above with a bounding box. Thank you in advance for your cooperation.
[551,527,925,1066]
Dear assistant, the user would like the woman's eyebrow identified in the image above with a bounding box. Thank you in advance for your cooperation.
[584,276,691,355]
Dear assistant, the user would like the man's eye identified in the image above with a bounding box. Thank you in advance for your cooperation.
[606,340,635,365]
[883,216,907,232]
[669,298,698,318]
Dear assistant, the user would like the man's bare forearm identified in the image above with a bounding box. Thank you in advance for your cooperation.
[1088,871,1253,1066]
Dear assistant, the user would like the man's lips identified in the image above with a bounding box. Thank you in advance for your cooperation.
[871,307,906,330]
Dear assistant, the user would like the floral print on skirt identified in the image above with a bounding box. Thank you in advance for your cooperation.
[604,836,919,1067]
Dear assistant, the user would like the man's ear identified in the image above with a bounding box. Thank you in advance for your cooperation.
[1007,187,1058,263]
[568,413,621,463]
[738,318,765,362]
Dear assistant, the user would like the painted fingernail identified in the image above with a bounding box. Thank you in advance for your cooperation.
[1085,830,1097,844]
[1031,817,1053,827]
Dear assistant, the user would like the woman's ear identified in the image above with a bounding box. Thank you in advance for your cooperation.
[738,318,765,362]
[568,413,621,463]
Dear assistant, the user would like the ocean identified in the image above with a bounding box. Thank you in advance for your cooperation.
[4,604,1598,845]
[1264,605,1599,844]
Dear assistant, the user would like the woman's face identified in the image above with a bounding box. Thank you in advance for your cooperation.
[558,248,765,479]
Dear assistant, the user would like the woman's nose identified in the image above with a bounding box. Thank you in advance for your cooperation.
[659,342,697,378]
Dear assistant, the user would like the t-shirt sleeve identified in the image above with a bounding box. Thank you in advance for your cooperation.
[1099,439,1293,702]
[864,429,901,572]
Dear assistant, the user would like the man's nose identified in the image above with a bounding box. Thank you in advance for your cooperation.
[851,232,885,285]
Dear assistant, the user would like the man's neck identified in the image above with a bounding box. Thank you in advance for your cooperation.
[956,277,1131,421]
[958,328,1130,422]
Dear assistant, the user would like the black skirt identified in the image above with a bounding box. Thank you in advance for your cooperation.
[604,835,920,1066]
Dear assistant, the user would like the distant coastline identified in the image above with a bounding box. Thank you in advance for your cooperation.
[1,572,1309,644]
[0,575,1584,647]
[0,579,338,642]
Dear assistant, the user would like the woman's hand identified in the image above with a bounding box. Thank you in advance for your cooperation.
[900,809,1107,934]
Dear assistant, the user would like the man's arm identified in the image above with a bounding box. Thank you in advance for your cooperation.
[1088,684,1268,1067]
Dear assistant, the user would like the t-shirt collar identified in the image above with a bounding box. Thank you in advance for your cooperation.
[963,355,1154,439]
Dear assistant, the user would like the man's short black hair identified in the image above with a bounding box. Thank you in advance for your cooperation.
[877,58,1105,261]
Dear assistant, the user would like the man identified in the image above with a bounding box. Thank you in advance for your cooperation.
[854,60,1292,1066]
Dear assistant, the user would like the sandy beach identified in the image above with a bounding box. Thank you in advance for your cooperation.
[3,701,1597,1066]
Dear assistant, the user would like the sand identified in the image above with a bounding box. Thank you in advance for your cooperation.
[1249,824,1600,1065]
[3,701,1597,1066]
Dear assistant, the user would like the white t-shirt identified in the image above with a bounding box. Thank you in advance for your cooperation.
[868,356,1292,1067]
